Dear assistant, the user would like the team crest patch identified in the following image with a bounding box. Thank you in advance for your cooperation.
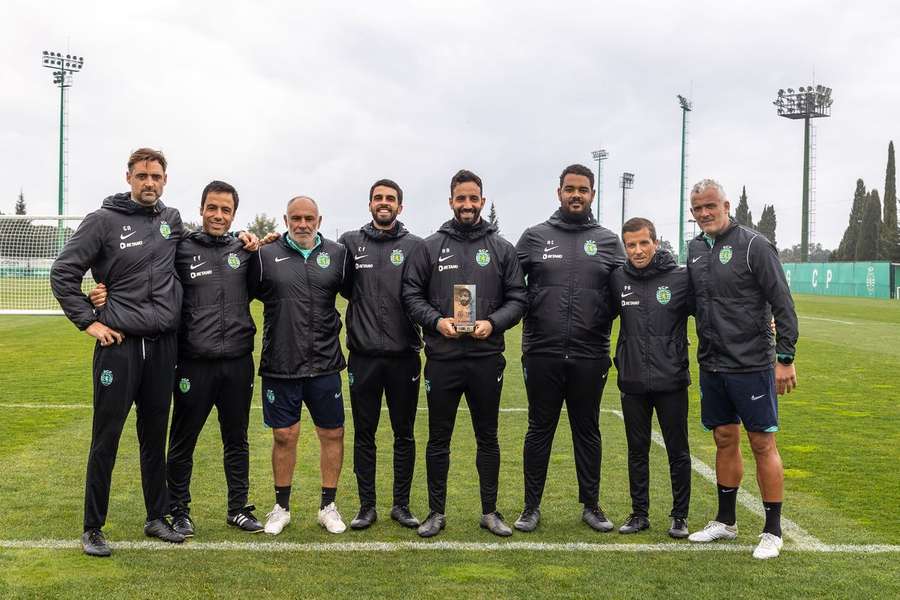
[656,286,672,305]
[100,370,113,386]
[583,240,598,256]
[390,248,405,266]
[227,253,241,269]
[179,378,191,393]
[719,245,733,264]
[316,252,331,269]
[348,372,355,387]
[159,221,172,239]
[475,249,491,267]
[266,389,275,403]
[424,379,431,393]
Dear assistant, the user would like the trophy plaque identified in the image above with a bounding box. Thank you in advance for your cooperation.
[453,284,476,333]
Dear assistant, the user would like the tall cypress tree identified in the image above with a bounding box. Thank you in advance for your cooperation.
[835,179,867,260]
[856,190,882,261]
[15,190,26,215]
[881,141,897,261]
[735,186,753,227]
[756,204,777,248]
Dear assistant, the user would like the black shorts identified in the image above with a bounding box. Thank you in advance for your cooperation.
[699,368,778,433]
[261,374,345,429]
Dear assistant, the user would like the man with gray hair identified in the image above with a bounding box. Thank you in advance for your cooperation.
[685,178,798,559]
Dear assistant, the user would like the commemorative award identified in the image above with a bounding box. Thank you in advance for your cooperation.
[453,284,476,333]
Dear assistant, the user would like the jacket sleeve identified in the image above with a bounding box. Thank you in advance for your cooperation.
[247,248,264,300]
[515,228,533,278]
[486,242,527,332]
[402,242,442,331]
[609,268,622,319]
[50,211,104,330]
[338,232,354,300]
[749,235,798,357]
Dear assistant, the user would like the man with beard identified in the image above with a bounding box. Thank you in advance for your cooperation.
[403,169,527,538]
[512,164,625,533]
[685,179,798,559]
[338,179,424,530]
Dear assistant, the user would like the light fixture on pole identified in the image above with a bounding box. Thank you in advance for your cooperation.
[591,149,609,223]
[619,172,634,230]
[677,94,693,263]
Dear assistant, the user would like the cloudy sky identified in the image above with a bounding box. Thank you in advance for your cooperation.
[1,0,898,251]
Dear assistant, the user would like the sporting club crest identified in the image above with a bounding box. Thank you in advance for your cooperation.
[266,389,275,403]
[475,249,491,267]
[159,221,172,239]
[583,240,598,256]
[100,369,113,386]
[719,245,733,264]
[227,253,241,269]
[316,252,331,269]
[390,248,405,266]
[179,378,191,393]
[656,286,672,305]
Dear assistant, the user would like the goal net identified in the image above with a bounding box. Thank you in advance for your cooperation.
[0,215,95,315]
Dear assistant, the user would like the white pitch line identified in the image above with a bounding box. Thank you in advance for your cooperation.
[0,538,896,554]
[799,315,855,325]
[0,404,536,412]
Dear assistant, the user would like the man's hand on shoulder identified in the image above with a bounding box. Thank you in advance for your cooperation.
[86,321,124,346]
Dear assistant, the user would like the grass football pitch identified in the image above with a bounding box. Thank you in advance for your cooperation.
[0,295,898,599]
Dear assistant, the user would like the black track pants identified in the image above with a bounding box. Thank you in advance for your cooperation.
[347,353,421,508]
[521,355,608,508]
[167,355,255,514]
[84,332,177,530]
[620,389,691,518]
[424,355,505,515]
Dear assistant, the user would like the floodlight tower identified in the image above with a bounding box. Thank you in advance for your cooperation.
[677,94,693,263]
[591,149,609,223]
[773,84,833,262]
[619,172,634,230]
[41,50,84,247]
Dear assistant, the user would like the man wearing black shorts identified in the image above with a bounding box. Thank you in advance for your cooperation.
[249,196,350,535]
[403,169,527,538]
[339,179,424,530]
[685,179,798,559]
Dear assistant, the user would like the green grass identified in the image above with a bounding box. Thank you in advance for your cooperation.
[0,294,898,599]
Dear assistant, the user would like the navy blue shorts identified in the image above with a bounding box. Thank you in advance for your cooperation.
[261,374,345,429]
[698,369,779,433]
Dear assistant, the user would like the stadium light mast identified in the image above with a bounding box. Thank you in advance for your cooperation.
[619,172,634,230]
[677,94,693,263]
[773,84,833,262]
[41,50,84,248]
[591,149,609,223]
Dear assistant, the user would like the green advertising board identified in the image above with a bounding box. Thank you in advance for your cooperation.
[782,262,892,299]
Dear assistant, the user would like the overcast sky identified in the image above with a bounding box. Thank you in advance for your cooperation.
[2,0,898,250]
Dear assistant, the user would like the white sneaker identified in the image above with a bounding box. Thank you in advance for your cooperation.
[264,504,291,535]
[317,502,347,534]
[753,532,783,559]
[688,520,738,542]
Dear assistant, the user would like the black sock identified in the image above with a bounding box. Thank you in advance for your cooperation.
[321,487,337,509]
[275,485,291,511]
[763,501,782,537]
[715,484,738,525]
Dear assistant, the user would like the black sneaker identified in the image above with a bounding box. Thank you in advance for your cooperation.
[582,506,614,532]
[350,506,378,530]
[513,506,541,532]
[144,517,186,543]
[390,505,420,528]
[227,506,264,533]
[668,517,689,539]
[172,512,195,538]
[618,513,650,534]
[417,511,446,538]
[480,511,513,537]
[82,528,111,557]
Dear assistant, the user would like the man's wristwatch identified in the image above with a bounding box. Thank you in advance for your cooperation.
[776,354,794,365]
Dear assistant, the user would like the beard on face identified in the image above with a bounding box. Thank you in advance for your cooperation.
[454,206,480,223]
[371,205,397,226]
[561,196,588,214]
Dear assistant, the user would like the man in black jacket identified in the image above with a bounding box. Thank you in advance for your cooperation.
[403,169,527,537]
[51,148,187,555]
[513,164,625,533]
[685,179,798,560]
[249,196,351,535]
[338,179,424,530]
[610,217,692,539]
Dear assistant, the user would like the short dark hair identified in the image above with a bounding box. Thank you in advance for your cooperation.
[369,179,403,205]
[559,164,594,189]
[201,180,239,211]
[622,217,657,241]
[450,169,483,196]
[128,147,167,172]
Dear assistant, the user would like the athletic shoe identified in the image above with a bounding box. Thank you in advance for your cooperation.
[317,502,347,534]
[618,514,650,534]
[350,506,377,530]
[480,512,513,537]
[688,520,738,542]
[668,517,689,539]
[390,505,420,528]
[264,503,291,535]
[82,528,111,557]
[513,506,541,532]
[171,512,195,538]
[752,532,784,559]
[144,518,186,543]
[417,511,446,538]
[582,506,614,532]
[227,506,264,533]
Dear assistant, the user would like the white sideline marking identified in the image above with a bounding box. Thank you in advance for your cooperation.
[0,404,535,412]
[0,539,896,554]
[799,316,855,325]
